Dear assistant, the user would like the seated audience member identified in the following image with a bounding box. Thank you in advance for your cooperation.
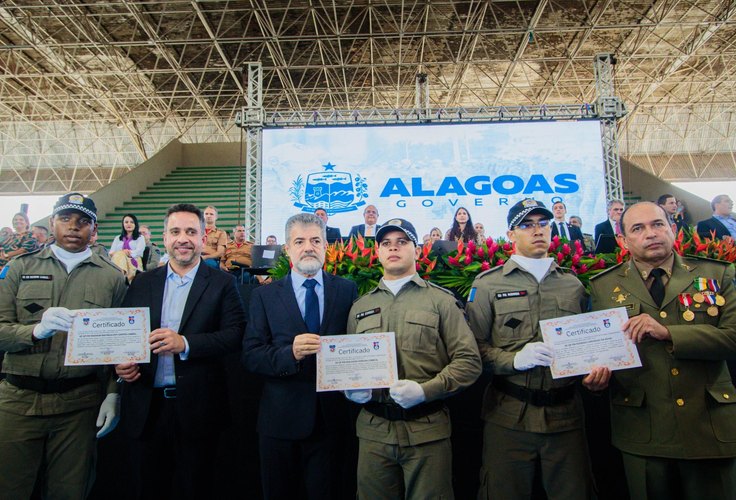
[202,205,228,269]
[221,224,254,281]
[109,213,145,282]
[265,234,278,245]
[675,199,689,228]
[31,225,49,246]
[429,227,443,242]
[474,222,487,241]
[551,201,586,250]
[0,227,14,268]
[697,194,735,240]
[657,193,687,233]
[348,204,380,239]
[1,212,39,264]
[89,232,108,257]
[422,234,431,245]
[445,206,480,243]
[314,208,342,243]
[139,224,162,270]
[569,216,595,253]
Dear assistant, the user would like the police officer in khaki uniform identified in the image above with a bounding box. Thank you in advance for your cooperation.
[0,193,127,499]
[466,199,610,500]
[345,218,481,500]
[589,201,736,499]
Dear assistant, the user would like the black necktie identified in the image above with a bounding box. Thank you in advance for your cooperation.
[649,268,666,307]
[559,222,568,240]
[303,279,320,333]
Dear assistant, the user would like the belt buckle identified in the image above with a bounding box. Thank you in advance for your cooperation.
[163,387,177,399]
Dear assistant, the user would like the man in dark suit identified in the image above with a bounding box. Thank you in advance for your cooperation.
[697,194,735,240]
[243,213,358,500]
[657,193,688,233]
[314,208,341,243]
[594,199,625,253]
[115,203,245,499]
[590,201,736,498]
[550,201,586,250]
[348,204,380,239]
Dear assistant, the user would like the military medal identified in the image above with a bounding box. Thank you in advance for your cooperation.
[693,278,708,303]
[679,294,695,321]
[707,279,726,306]
[703,293,719,317]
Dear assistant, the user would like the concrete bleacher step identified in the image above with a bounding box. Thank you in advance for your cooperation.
[95,165,245,247]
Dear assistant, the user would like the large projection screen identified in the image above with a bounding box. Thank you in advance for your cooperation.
[261,121,607,243]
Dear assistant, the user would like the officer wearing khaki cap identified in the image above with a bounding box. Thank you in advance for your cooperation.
[346,218,481,499]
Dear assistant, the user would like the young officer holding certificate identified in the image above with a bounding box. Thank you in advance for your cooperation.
[0,193,126,499]
[345,218,481,499]
[466,199,610,500]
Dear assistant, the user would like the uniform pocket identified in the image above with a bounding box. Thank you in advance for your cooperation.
[493,296,533,342]
[17,283,52,323]
[610,387,650,443]
[355,313,381,334]
[83,284,109,307]
[706,383,736,442]
[402,310,440,354]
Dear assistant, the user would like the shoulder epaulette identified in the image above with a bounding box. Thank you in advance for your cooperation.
[589,262,624,281]
[474,265,504,280]
[684,254,732,266]
[16,248,43,258]
[426,280,455,297]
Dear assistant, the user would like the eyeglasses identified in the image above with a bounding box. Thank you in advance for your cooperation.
[515,220,551,231]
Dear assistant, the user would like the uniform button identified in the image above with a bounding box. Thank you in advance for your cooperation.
[724,394,731,400]
[659,311,668,319]
[676,398,685,406]
[624,397,629,403]
[671,368,679,376]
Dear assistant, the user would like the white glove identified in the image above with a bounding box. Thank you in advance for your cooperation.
[32,307,74,340]
[95,393,120,438]
[344,389,372,404]
[389,380,426,409]
[513,342,554,371]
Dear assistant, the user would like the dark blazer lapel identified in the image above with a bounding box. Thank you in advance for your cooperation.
[662,254,697,308]
[320,271,335,333]
[179,262,210,332]
[149,266,167,330]
[279,272,309,333]
[620,260,658,309]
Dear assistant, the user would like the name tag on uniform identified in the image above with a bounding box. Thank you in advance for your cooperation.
[21,274,52,281]
[496,290,527,299]
[355,308,380,320]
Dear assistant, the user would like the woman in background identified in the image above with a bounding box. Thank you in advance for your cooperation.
[109,213,145,282]
[444,207,480,243]
[0,213,39,265]
[429,227,443,242]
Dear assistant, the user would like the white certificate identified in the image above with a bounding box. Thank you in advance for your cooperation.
[316,332,398,392]
[539,307,641,379]
[64,308,151,366]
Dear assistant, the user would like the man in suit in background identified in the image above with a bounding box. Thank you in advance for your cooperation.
[348,204,380,239]
[657,194,688,233]
[697,194,735,240]
[115,203,245,499]
[550,201,586,250]
[594,199,625,253]
[314,208,341,244]
[243,213,358,500]
[590,201,736,498]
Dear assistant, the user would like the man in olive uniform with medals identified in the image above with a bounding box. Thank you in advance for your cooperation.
[345,218,482,499]
[466,199,610,500]
[589,201,736,499]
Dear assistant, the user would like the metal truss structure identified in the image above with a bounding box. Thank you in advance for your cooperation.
[1,1,736,194]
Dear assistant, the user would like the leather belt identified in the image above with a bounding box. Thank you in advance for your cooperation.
[6,374,98,394]
[154,387,177,399]
[493,377,576,407]
[364,400,445,421]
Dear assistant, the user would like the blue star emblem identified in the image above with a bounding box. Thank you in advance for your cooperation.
[323,162,336,171]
